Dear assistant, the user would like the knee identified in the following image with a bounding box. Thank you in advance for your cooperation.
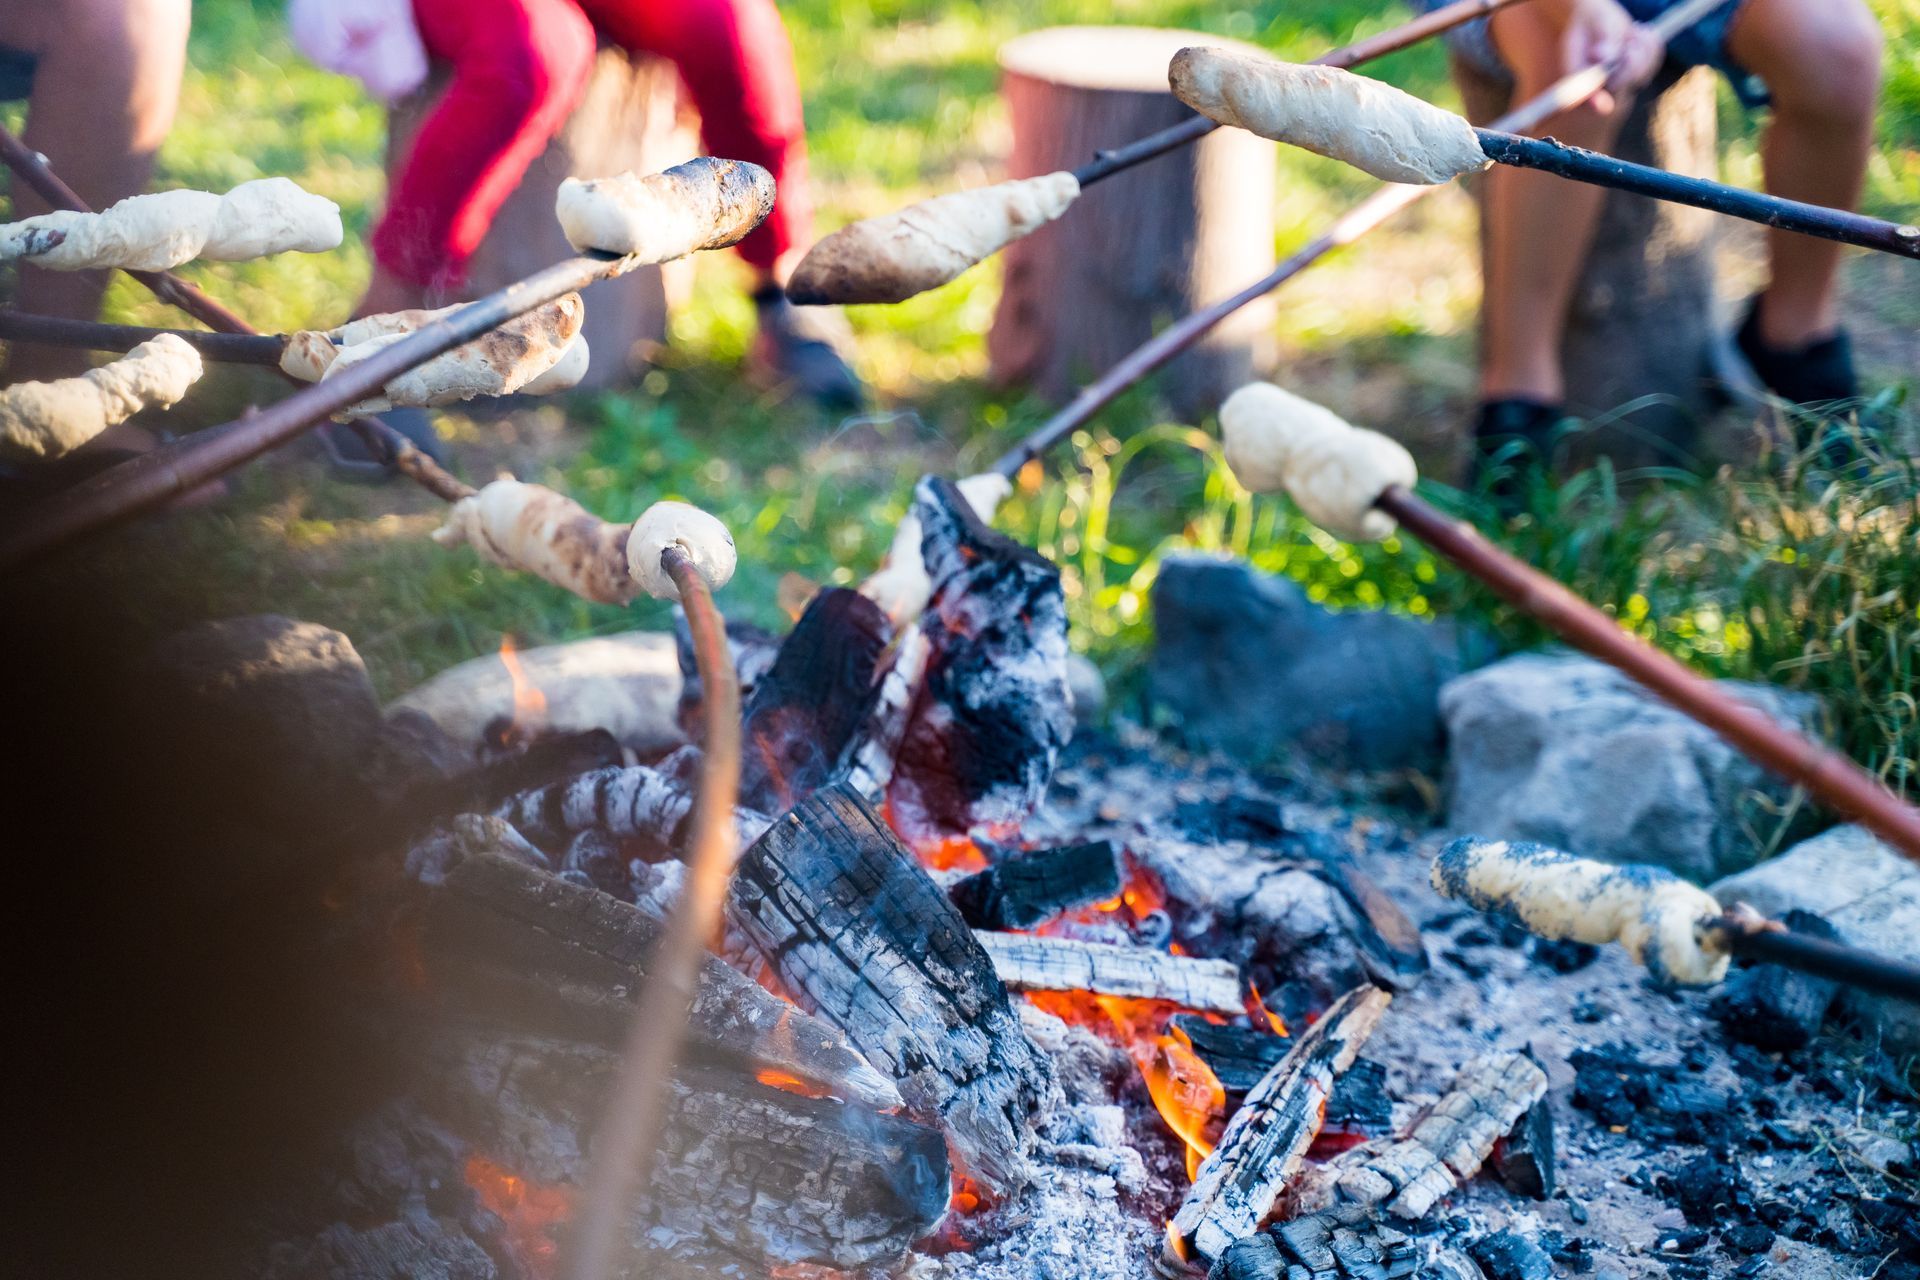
[1757,2,1883,123]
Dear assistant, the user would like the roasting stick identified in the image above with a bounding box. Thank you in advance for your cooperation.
[0,311,295,366]
[987,0,1730,480]
[1167,49,1920,258]
[566,538,744,1280]
[784,0,1527,306]
[1215,380,1920,870]
[1433,837,1920,1003]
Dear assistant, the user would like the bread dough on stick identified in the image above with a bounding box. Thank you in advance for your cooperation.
[1219,381,1415,541]
[627,500,737,600]
[1169,49,1488,184]
[314,294,585,413]
[520,334,590,396]
[785,172,1080,305]
[556,157,775,261]
[433,478,638,605]
[1432,837,1731,985]
[0,334,203,463]
[0,177,342,271]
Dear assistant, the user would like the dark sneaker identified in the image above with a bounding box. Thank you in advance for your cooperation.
[1734,298,1876,467]
[1466,398,1566,516]
[322,407,451,481]
[750,284,865,413]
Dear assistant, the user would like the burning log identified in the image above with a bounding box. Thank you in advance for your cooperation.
[1282,1050,1548,1221]
[676,613,782,740]
[411,842,901,1110]
[948,839,1122,930]
[725,781,1054,1195]
[0,333,203,463]
[497,760,771,856]
[880,476,1072,848]
[0,176,342,270]
[974,931,1244,1015]
[1169,984,1391,1267]
[1170,1014,1289,1096]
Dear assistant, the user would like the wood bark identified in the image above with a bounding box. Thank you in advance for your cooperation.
[989,27,1277,416]
[948,839,1123,930]
[1170,984,1391,1266]
[724,781,1055,1195]
[1455,59,1722,470]
[974,930,1244,1014]
[388,47,696,391]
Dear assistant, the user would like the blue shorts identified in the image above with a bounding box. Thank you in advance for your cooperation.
[1416,0,1768,107]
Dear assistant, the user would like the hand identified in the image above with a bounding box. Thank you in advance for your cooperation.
[1555,0,1663,112]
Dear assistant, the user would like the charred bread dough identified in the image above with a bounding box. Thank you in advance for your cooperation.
[1219,380,1415,541]
[627,501,737,599]
[432,478,637,605]
[555,157,775,261]
[313,294,585,414]
[0,334,203,463]
[0,178,342,271]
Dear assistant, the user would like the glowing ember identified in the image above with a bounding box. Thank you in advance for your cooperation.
[463,1154,571,1280]
[756,1068,837,1100]
[496,635,549,739]
[1246,980,1290,1037]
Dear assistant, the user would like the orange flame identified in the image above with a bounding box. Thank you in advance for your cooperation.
[756,1068,836,1100]
[498,636,548,735]
[1246,980,1289,1037]
[464,1155,572,1280]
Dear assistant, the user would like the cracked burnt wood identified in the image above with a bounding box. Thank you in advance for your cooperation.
[974,931,1245,1014]
[1171,1014,1290,1095]
[949,839,1122,930]
[883,476,1072,847]
[839,622,928,799]
[677,612,781,740]
[737,586,891,812]
[725,780,1054,1195]
[421,1030,949,1272]
[411,843,901,1110]
[496,761,772,856]
[1282,1050,1549,1222]
[1169,984,1392,1267]
[1305,848,1429,990]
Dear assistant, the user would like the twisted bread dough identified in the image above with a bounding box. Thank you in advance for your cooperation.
[1219,381,1415,541]
[556,157,775,261]
[785,172,1080,305]
[1169,49,1489,185]
[432,478,637,605]
[0,334,203,463]
[1432,837,1731,985]
[0,178,342,271]
[627,501,737,600]
[860,472,1012,623]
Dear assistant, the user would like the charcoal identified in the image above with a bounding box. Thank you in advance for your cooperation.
[1174,792,1293,845]
[1469,1230,1553,1280]
[1302,845,1430,990]
[1710,910,1842,1051]
[1733,1260,1772,1278]
[1171,1014,1291,1095]
[1664,1155,1750,1225]
[1324,1057,1395,1134]
[1276,1216,1337,1272]
[1722,1224,1776,1255]
[1492,1095,1557,1200]
[1211,1233,1285,1280]
[1530,937,1600,973]
[948,840,1122,930]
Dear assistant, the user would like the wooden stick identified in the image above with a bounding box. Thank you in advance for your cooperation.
[989,0,1731,479]
[1473,129,1920,259]
[972,930,1245,1014]
[1375,484,1920,870]
[0,310,294,364]
[564,544,743,1280]
[1068,0,1528,187]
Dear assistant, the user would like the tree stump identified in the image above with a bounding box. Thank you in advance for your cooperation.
[387,48,698,391]
[1455,60,1722,469]
[989,27,1277,417]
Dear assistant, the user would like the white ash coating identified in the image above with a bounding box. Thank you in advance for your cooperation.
[1432,837,1731,986]
[861,471,1013,622]
[1219,380,1415,541]
[1169,49,1488,184]
[0,177,341,271]
[0,333,203,463]
[627,500,737,599]
[554,157,775,261]
[785,172,1080,305]
[432,478,637,605]
[309,294,585,414]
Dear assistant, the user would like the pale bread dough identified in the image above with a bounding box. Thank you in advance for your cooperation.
[0,178,342,271]
[432,478,637,605]
[0,334,203,463]
[627,500,737,599]
[1220,381,1415,541]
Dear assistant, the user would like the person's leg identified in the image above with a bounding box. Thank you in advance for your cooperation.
[1724,0,1882,349]
[2,0,189,381]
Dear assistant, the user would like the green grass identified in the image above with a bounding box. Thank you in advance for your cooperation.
[4,0,1917,797]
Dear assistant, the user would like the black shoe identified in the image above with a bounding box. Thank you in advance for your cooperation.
[1466,398,1566,516]
[751,285,865,413]
[1734,298,1876,467]
[322,407,451,481]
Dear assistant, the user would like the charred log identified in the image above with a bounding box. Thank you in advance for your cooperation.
[676,611,781,739]
[1493,1095,1557,1200]
[839,623,928,800]
[725,781,1054,1194]
[974,931,1245,1014]
[949,840,1122,929]
[1171,1014,1291,1096]
[1211,1208,1426,1280]
[1302,845,1429,990]
[1170,984,1392,1266]
[1325,1057,1396,1136]
[413,842,900,1110]
[496,762,771,856]
[882,476,1072,846]
[263,1218,497,1280]
[737,586,890,811]
[1284,1051,1549,1222]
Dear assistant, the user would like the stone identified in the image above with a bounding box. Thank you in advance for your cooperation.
[1148,554,1482,772]
[1440,651,1824,881]
[390,631,684,755]
[1065,652,1107,727]
[1713,824,1920,1052]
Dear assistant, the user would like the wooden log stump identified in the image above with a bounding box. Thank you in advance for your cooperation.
[1456,60,1722,469]
[989,27,1277,416]
[388,48,698,391]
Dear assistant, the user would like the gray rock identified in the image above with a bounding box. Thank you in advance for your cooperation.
[1064,652,1106,727]
[1440,651,1823,881]
[391,631,684,754]
[1713,824,1920,1051]
[1148,554,1479,772]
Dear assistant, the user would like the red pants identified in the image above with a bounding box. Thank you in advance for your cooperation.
[375,0,810,290]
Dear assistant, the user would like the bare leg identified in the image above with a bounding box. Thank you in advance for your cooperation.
[2,0,190,382]
[1725,0,1882,348]
[1479,6,1631,403]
